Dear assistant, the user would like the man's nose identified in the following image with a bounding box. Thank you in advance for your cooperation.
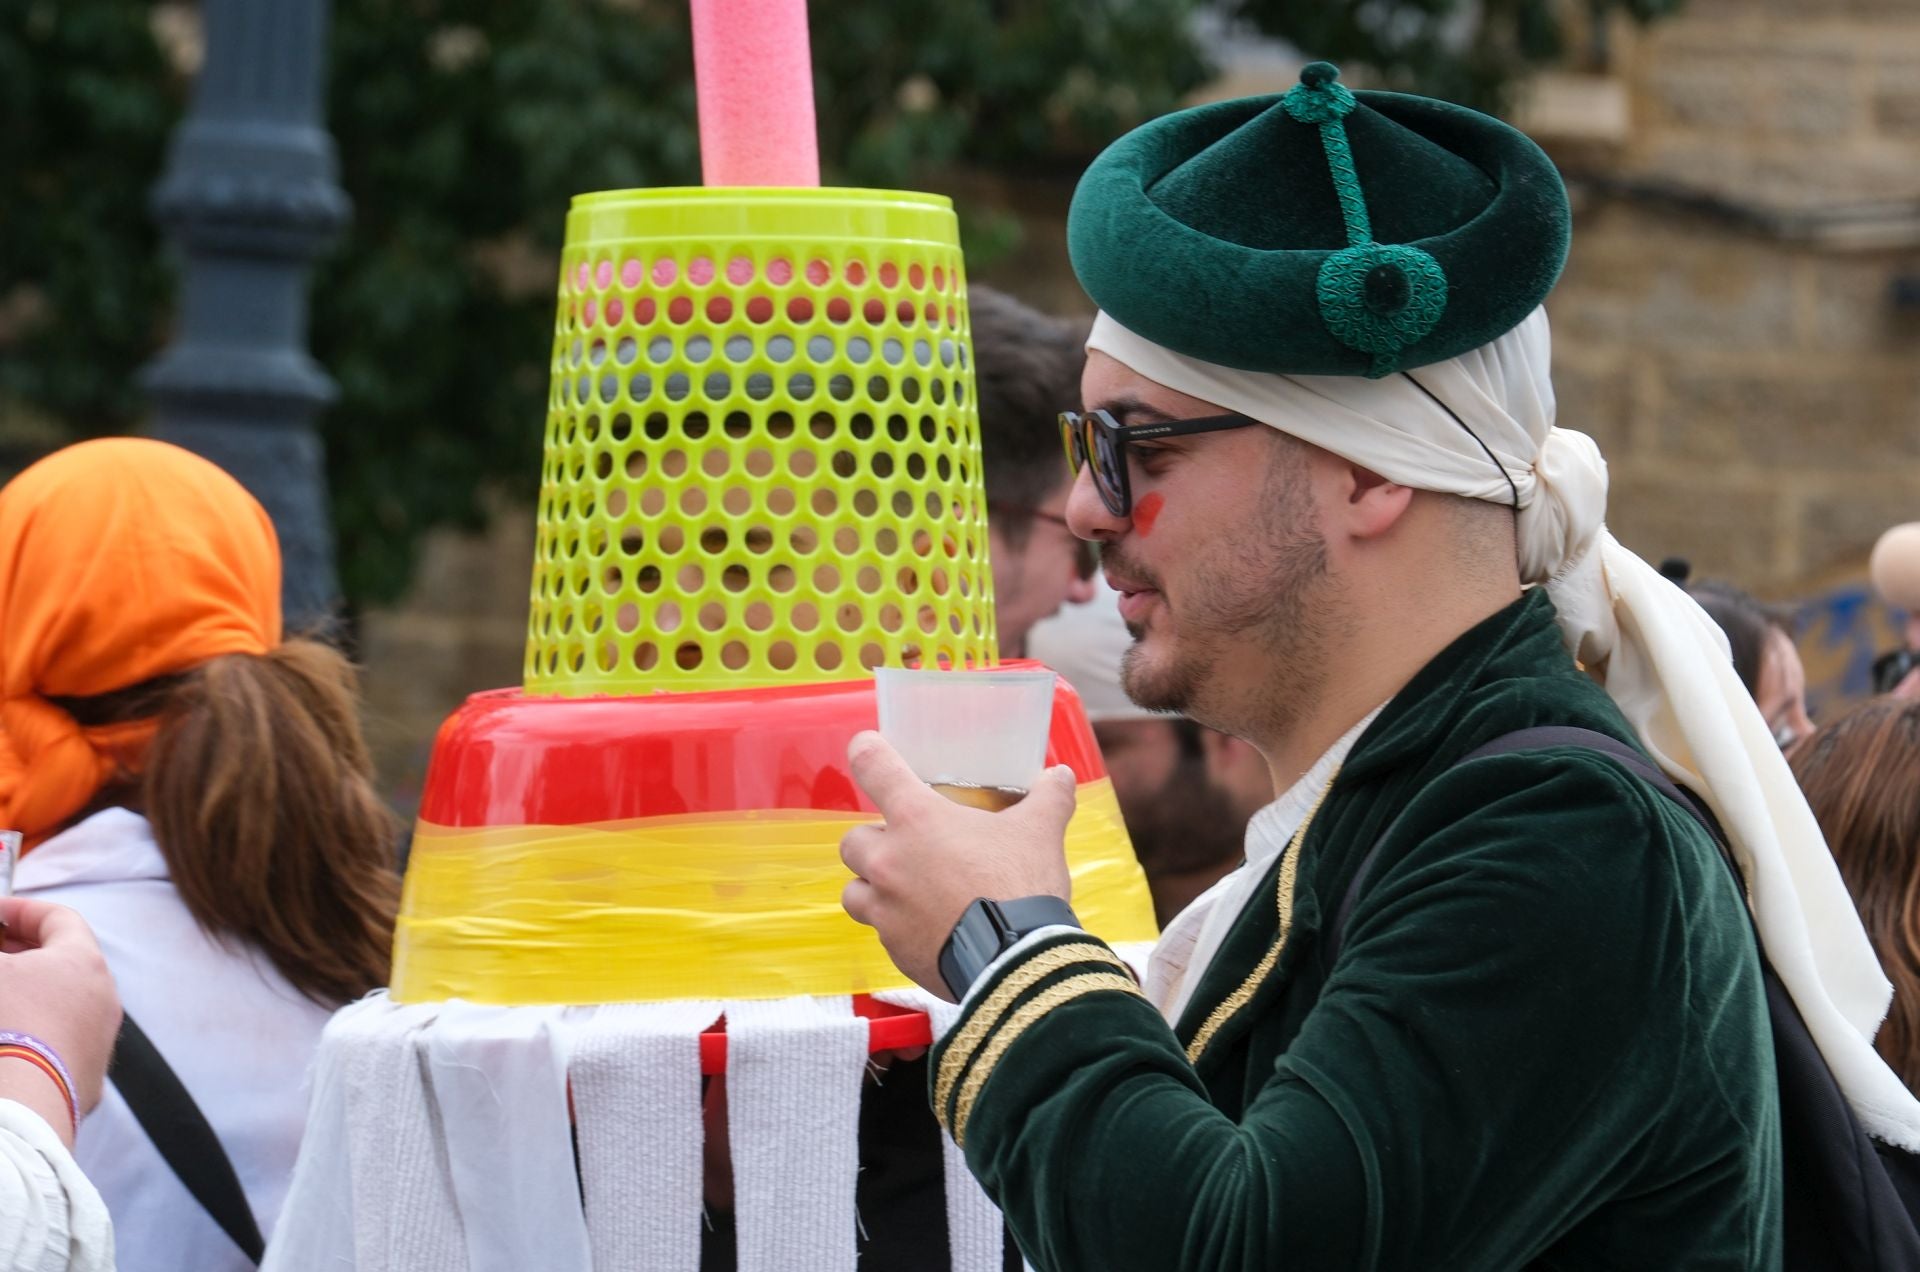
[1065,465,1129,542]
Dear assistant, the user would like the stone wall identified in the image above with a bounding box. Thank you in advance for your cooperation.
[356,0,1920,789]
[1553,0,1920,710]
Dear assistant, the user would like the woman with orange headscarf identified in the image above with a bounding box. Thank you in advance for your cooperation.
[1,439,401,1271]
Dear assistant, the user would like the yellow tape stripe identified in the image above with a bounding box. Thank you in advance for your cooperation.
[391,777,1157,1005]
[932,940,1128,1120]
[948,971,1145,1147]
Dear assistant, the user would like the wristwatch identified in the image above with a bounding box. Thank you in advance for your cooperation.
[939,895,1081,1001]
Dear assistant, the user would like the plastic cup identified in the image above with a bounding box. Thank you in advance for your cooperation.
[0,831,17,898]
[873,668,1056,810]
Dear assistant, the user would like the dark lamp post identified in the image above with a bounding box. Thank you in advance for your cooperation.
[142,0,350,629]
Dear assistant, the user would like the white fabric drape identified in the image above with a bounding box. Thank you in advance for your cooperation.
[269,994,903,1271]
[427,1003,592,1272]
[1090,308,1920,1149]
[724,996,867,1272]
[566,1000,719,1272]
[874,987,1006,1272]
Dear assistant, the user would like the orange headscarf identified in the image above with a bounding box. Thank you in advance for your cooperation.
[0,439,281,842]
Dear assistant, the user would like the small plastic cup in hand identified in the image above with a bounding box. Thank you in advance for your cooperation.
[874,667,1057,811]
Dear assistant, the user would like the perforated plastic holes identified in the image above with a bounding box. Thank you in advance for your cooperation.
[529,187,995,693]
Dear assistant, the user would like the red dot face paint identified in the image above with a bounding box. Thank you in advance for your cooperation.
[1133,492,1166,536]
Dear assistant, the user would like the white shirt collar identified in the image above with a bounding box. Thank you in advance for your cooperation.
[1241,706,1383,875]
[1147,705,1385,1022]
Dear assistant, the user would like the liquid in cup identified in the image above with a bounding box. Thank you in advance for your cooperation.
[928,782,1028,812]
[873,668,1057,810]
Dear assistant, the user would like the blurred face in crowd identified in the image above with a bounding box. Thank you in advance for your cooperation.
[988,475,1097,658]
[1096,716,1271,926]
[1757,626,1815,751]
[1068,352,1340,741]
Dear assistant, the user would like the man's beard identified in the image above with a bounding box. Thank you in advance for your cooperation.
[1113,449,1332,734]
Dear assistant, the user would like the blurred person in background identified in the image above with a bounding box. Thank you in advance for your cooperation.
[1029,579,1269,926]
[0,896,121,1272]
[1790,698,1920,1092]
[0,439,402,1272]
[971,286,1099,656]
[1663,560,1815,751]
[1870,523,1920,698]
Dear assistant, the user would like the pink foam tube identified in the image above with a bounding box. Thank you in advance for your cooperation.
[689,0,821,187]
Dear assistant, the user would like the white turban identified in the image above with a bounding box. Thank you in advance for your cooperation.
[1090,307,1920,1149]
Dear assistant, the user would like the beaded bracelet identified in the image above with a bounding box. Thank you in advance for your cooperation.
[0,1032,79,1134]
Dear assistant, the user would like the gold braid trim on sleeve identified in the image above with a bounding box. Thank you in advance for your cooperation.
[1183,768,1339,1065]
[934,940,1131,1123]
[948,971,1146,1146]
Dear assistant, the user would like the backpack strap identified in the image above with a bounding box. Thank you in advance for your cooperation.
[109,1012,265,1264]
[1327,726,1722,964]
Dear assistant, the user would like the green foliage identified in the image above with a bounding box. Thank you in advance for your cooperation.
[1,0,1682,605]
[1235,0,1683,112]
[317,0,1212,605]
[0,2,182,436]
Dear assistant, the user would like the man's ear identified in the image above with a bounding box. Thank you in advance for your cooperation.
[1339,461,1415,541]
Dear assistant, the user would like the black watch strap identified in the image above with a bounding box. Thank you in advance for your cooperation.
[939,895,1081,1001]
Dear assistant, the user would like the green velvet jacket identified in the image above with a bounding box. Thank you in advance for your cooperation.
[931,590,1782,1271]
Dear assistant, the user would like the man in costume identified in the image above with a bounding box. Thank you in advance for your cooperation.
[841,64,1920,1268]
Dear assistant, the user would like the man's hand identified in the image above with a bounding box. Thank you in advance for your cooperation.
[840,731,1076,1001]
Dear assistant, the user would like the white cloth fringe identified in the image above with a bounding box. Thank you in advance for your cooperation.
[427,1002,592,1272]
[724,996,868,1272]
[566,1000,720,1272]
[263,996,464,1272]
[270,991,980,1272]
[876,986,1006,1272]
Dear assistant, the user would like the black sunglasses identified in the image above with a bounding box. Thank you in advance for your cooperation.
[1058,409,1261,518]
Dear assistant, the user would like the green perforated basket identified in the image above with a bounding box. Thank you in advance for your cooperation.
[528,188,997,694]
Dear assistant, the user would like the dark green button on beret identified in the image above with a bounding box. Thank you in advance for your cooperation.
[1068,62,1571,379]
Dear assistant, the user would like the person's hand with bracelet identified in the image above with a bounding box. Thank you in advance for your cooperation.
[839,732,1080,1002]
[0,898,121,1147]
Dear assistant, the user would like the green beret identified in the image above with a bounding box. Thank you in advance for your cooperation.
[1069,63,1570,378]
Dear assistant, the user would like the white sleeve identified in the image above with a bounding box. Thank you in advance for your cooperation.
[0,1101,114,1272]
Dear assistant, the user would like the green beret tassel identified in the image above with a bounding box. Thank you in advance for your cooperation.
[1285,62,1449,378]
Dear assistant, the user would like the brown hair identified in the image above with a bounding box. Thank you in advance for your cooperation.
[969,285,1088,542]
[1687,578,1793,698]
[1789,698,1920,1090]
[142,640,402,1007]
